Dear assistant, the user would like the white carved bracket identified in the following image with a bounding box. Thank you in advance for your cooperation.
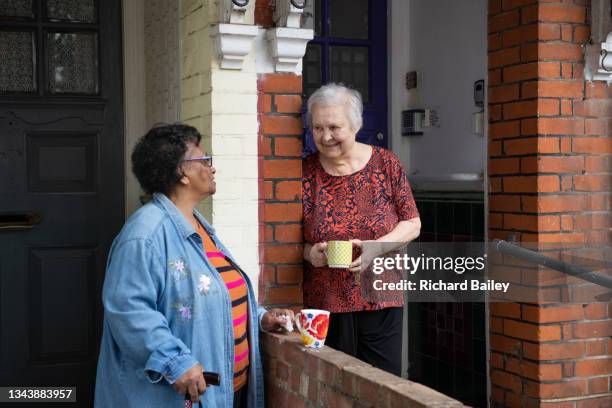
[210,23,259,70]
[266,27,314,73]
[274,0,307,28]
[585,32,612,84]
[585,0,612,83]
[220,0,250,24]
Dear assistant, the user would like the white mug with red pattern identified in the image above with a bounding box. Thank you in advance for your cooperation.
[294,309,330,348]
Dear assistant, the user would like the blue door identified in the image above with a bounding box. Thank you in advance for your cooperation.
[302,0,387,154]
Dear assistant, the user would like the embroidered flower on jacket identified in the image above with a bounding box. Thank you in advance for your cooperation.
[169,258,190,281]
[174,260,185,272]
[173,299,194,322]
[179,305,192,320]
[198,274,212,294]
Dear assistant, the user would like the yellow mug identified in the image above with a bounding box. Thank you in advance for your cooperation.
[326,240,352,268]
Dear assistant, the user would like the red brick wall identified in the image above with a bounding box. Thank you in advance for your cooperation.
[488,0,611,406]
[255,0,275,27]
[255,61,466,408]
[258,73,304,308]
[261,332,466,407]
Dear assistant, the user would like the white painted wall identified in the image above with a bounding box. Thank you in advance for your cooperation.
[145,0,181,127]
[208,2,261,298]
[209,65,261,296]
[123,0,146,216]
[122,0,182,217]
[390,0,487,192]
[122,0,262,298]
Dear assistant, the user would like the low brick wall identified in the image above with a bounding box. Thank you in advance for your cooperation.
[261,332,467,408]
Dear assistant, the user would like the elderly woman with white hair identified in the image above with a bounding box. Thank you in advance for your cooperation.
[302,83,421,376]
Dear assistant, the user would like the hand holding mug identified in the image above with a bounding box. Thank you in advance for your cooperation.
[294,309,330,349]
[348,239,374,272]
[306,242,328,267]
[261,308,295,333]
[349,240,396,272]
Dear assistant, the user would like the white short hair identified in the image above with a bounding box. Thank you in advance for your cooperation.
[306,83,363,131]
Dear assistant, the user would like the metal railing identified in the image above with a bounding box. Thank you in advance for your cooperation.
[492,239,612,290]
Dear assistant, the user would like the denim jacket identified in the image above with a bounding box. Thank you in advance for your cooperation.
[94,193,266,407]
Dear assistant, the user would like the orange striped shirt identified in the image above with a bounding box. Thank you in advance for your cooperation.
[196,223,249,391]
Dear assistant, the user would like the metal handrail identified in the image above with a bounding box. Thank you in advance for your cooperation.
[410,173,483,182]
[492,239,612,290]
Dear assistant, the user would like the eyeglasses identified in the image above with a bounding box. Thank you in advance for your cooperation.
[183,155,213,167]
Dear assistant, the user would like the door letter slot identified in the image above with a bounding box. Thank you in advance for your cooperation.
[0,212,44,231]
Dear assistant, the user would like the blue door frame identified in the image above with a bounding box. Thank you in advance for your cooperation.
[302,0,388,155]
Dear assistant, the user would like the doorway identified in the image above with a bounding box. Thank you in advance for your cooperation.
[302,0,387,153]
[0,0,124,405]
[390,0,489,406]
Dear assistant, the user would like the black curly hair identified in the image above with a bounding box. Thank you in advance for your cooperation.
[131,123,202,195]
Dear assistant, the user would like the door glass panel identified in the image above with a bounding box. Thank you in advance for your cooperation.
[0,0,34,18]
[303,44,322,99]
[0,31,36,93]
[46,32,98,94]
[47,0,97,23]
[329,0,368,39]
[330,45,369,102]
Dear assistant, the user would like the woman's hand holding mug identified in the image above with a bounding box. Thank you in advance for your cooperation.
[306,242,328,267]
[261,308,295,333]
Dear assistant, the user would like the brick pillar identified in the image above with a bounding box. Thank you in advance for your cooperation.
[488,1,611,406]
[258,74,304,308]
[255,0,275,27]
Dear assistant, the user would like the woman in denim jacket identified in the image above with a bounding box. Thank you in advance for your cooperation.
[94,124,293,407]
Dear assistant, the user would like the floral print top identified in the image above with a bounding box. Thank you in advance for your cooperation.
[302,146,419,312]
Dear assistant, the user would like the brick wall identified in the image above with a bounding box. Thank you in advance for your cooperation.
[257,73,304,307]
[488,0,611,406]
[255,0,275,27]
[261,332,466,408]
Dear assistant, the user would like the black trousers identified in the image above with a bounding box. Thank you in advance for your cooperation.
[233,384,247,408]
[325,307,403,376]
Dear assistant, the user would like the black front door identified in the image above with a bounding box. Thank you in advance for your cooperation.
[0,1,124,406]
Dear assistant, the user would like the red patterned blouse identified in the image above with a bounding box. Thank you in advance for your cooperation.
[302,146,420,313]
